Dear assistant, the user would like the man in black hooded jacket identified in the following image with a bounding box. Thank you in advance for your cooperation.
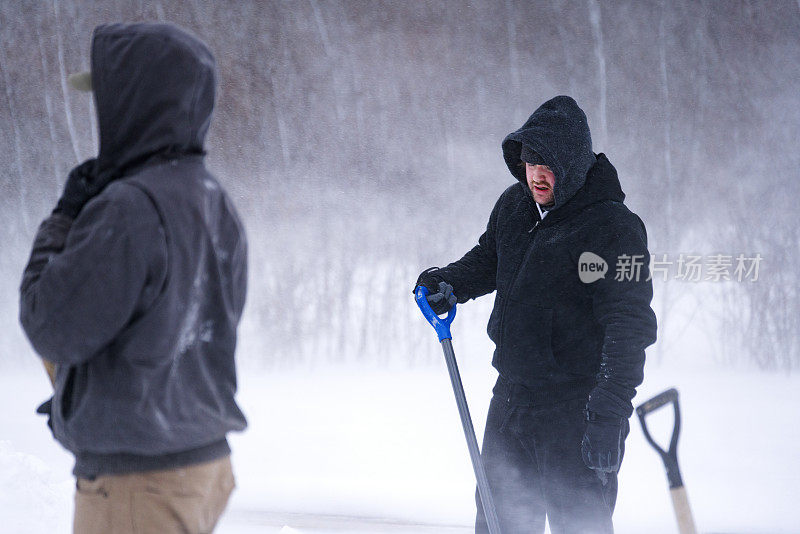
[415,96,657,533]
[19,23,247,533]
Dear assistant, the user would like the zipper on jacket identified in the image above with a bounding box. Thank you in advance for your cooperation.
[496,216,544,366]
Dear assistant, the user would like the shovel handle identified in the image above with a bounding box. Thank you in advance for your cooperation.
[636,388,683,487]
[42,359,56,387]
[637,388,697,534]
[415,286,457,341]
[637,387,678,416]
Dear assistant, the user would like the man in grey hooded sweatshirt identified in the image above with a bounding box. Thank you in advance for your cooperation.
[19,23,247,533]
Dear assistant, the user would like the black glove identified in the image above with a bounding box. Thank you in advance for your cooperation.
[414,268,457,315]
[36,397,54,434]
[53,158,100,219]
[581,411,628,484]
[427,281,457,315]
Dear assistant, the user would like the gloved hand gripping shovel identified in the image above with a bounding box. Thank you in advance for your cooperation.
[415,287,502,534]
[636,388,697,534]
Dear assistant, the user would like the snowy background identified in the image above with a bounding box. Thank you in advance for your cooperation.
[1,1,799,533]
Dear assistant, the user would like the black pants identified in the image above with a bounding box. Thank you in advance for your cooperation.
[475,392,627,534]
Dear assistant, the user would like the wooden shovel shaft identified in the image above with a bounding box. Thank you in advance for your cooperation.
[42,359,56,387]
[669,486,698,534]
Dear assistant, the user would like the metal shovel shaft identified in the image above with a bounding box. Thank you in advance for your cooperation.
[441,338,502,534]
[413,287,500,533]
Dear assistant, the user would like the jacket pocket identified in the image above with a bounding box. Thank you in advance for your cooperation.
[496,298,558,379]
[487,294,504,346]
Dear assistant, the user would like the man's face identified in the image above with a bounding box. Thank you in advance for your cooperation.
[525,162,555,206]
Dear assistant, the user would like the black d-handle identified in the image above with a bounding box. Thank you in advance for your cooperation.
[636,387,683,488]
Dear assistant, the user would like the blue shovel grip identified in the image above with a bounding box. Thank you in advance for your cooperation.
[415,285,457,341]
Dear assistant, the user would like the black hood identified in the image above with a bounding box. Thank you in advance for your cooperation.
[91,23,215,179]
[502,96,597,212]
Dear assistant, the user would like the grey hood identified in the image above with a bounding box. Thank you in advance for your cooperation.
[502,96,596,211]
[91,22,215,179]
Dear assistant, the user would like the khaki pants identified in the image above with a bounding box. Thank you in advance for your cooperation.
[73,455,235,534]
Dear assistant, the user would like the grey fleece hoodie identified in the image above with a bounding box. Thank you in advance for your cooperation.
[20,23,247,477]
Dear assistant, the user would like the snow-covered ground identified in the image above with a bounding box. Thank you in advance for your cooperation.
[1,357,798,533]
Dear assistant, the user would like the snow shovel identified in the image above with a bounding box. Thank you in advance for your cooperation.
[636,388,697,534]
[415,286,502,534]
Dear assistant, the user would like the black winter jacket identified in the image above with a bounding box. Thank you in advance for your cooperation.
[438,96,657,418]
[19,23,247,475]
